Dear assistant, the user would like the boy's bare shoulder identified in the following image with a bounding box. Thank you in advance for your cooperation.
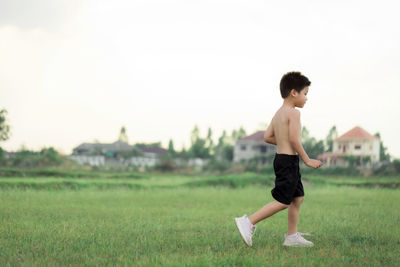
[287,108,300,120]
[275,107,300,119]
[271,107,299,125]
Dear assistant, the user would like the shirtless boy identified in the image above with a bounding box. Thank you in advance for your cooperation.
[234,71,323,247]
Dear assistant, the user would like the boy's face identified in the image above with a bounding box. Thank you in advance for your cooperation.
[291,86,309,108]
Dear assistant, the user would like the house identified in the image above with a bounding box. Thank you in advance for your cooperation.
[72,140,133,156]
[233,131,276,164]
[317,126,380,167]
[70,140,167,167]
[3,150,15,159]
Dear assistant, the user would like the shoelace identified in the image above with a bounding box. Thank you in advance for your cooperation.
[285,232,312,239]
[297,234,311,242]
[297,233,305,239]
[298,232,312,236]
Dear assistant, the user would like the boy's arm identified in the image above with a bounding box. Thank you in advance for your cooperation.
[288,110,322,169]
[264,122,276,145]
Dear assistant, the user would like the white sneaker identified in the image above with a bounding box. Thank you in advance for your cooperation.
[283,232,314,247]
[234,214,256,247]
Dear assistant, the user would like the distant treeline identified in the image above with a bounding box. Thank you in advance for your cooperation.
[0,107,397,175]
[0,126,399,176]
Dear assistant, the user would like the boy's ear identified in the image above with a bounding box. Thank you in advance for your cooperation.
[290,89,297,97]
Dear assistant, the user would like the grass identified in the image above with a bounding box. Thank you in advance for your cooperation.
[0,173,399,266]
[0,167,149,179]
[303,175,400,188]
[1,171,399,190]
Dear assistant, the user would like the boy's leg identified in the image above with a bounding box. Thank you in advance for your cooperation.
[287,196,304,235]
[248,200,289,225]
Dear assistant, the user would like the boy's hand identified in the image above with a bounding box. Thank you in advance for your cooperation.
[305,159,323,169]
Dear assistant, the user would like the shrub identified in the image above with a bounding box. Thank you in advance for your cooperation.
[202,159,231,173]
[154,158,176,172]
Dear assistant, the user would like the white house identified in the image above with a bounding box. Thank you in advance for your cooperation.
[70,140,167,167]
[318,126,380,167]
[233,131,276,164]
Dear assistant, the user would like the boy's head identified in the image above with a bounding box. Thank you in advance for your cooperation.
[280,71,311,98]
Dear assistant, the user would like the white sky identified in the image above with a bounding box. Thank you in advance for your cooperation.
[1,0,400,158]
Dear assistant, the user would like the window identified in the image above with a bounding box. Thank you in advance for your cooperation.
[260,146,267,153]
[355,145,361,150]
[240,145,246,151]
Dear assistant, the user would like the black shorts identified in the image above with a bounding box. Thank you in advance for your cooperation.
[271,153,304,205]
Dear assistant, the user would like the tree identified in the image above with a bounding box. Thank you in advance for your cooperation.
[374,132,390,161]
[189,139,209,158]
[188,125,210,159]
[179,144,190,160]
[325,126,338,152]
[118,126,129,143]
[0,109,11,142]
[301,126,310,141]
[231,126,247,144]
[214,130,227,161]
[393,159,400,173]
[131,146,144,157]
[190,125,200,146]
[361,155,371,166]
[303,139,325,159]
[135,142,162,148]
[39,147,63,165]
[213,130,234,162]
[167,139,176,157]
[301,126,325,159]
[343,155,359,167]
[205,127,214,156]
[221,145,234,162]
[213,127,247,162]
[216,130,227,147]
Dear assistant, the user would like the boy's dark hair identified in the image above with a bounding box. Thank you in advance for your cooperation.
[280,71,311,98]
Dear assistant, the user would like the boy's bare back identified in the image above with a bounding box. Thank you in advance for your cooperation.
[270,106,298,155]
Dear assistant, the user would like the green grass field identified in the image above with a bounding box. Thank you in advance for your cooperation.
[0,172,399,266]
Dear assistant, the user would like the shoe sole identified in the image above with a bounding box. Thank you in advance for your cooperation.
[283,243,314,247]
[234,218,251,247]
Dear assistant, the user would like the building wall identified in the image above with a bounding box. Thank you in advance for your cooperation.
[70,154,160,167]
[70,155,105,166]
[333,139,380,163]
[233,140,276,163]
[127,156,158,166]
[320,156,348,167]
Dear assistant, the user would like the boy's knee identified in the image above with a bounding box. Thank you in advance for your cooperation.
[292,196,304,206]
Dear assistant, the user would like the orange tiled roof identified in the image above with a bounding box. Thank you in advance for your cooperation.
[336,126,379,141]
